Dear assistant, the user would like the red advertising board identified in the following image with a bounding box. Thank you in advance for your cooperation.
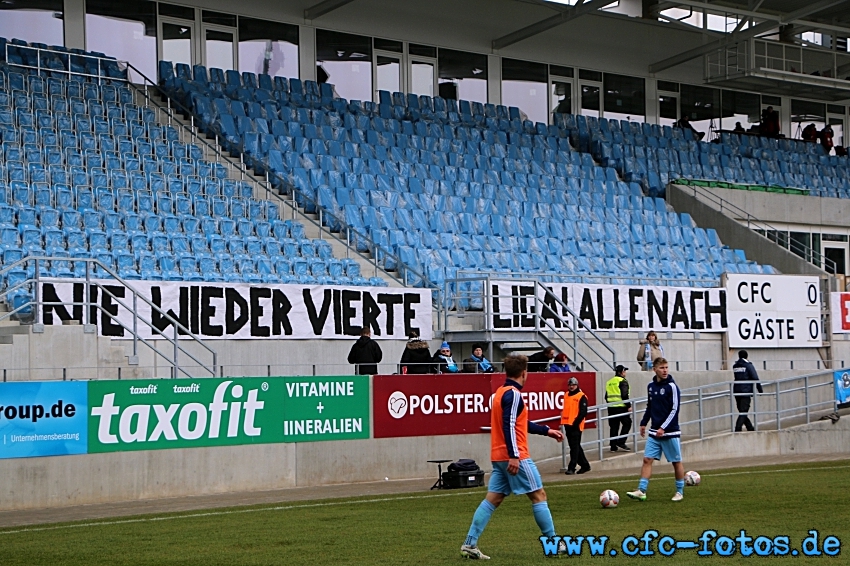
[373,372,595,439]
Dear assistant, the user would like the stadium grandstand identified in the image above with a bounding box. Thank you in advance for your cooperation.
[0,0,848,524]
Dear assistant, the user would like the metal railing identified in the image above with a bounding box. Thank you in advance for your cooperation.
[456,268,718,288]
[445,275,617,372]
[0,256,217,378]
[121,63,437,297]
[550,370,838,470]
[682,183,835,273]
[3,44,127,85]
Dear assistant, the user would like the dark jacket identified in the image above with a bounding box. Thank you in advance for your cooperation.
[399,340,432,374]
[347,336,383,375]
[527,351,552,372]
[640,375,681,437]
[733,358,763,395]
[462,354,494,373]
[432,351,460,373]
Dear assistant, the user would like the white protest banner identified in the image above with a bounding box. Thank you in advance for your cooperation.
[489,281,727,333]
[39,280,432,340]
[725,274,821,348]
[830,292,850,334]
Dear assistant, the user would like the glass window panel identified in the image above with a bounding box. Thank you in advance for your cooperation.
[828,116,843,151]
[827,104,845,114]
[581,84,600,118]
[409,44,437,58]
[502,59,548,124]
[680,84,720,137]
[578,69,602,82]
[86,0,157,80]
[374,38,402,53]
[791,99,827,137]
[158,3,194,20]
[549,65,573,78]
[376,55,400,94]
[721,90,760,132]
[316,29,372,102]
[206,29,234,71]
[762,95,781,106]
[410,60,434,96]
[551,81,571,117]
[437,48,487,103]
[657,80,679,93]
[603,73,645,122]
[659,95,678,127]
[238,17,299,79]
[0,1,64,47]
[162,22,193,67]
[202,11,236,27]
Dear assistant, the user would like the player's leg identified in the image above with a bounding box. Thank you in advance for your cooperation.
[462,464,509,559]
[667,439,685,501]
[518,460,556,540]
[628,437,659,500]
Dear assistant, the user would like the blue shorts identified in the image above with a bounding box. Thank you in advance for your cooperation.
[644,436,682,463]
[489,459,543,495]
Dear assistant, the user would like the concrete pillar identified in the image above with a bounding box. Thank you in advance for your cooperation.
[646,78,658,124]
[64,0,86,50]
[299,25,316,81]
[487,54,501,105]
[779,96,792,139]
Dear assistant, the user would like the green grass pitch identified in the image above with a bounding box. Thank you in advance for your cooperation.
[1,460,848,564]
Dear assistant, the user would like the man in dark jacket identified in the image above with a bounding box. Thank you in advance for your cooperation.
[347,327,382,375]
[399,332,432,374]
[733,350,763,432]
[527,347,555,372]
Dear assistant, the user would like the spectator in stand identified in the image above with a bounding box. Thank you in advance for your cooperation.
[760,106,780,138]
[527,347,556,372]
[802,123,819,142]
[674,115,705,140]
[549,353,573,372]
[463,343,495,373]
[836,146,848,157]
[637,331,664,371]
[347,326,383,375]
[399,332,432,374]
[733,122,746,134]
[820,124,835,154]
[433,341,460,374]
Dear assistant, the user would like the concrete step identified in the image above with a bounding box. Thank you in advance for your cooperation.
[0,325,31,336]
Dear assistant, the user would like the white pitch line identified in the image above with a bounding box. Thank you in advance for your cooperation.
[1,463,847,536]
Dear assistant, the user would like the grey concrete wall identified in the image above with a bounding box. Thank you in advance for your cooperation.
[580,416,850,473]
[700,186,850,229]
[0,432,563,510]
[668,184,827,276]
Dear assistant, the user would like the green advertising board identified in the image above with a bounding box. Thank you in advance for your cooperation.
[87,376,369,453]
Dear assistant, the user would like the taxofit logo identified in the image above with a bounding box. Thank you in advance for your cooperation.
[388,391,408,419]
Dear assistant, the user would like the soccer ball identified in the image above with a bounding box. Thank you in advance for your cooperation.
[685,471,701,486]
[600,489,619,508]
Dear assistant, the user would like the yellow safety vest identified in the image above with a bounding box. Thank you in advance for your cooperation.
[605,376,627,408]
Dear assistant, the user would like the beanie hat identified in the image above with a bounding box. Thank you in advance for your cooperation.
[568,377,579,386]
[440,341,450,350]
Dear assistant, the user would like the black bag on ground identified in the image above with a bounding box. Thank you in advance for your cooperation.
[442,459,485,489]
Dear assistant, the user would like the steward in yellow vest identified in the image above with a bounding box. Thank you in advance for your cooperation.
[605,365,632,452]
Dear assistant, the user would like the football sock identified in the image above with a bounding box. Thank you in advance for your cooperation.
[675,479,685,494]
[532,501,556,538]
[464,499,496,547]
[638,477,649,492]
